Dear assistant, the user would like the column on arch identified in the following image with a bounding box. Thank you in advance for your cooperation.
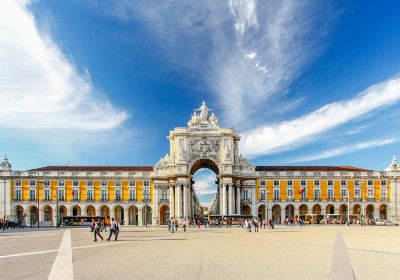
[222,183,227,215]
[169,184,175,218]
[124,207,129,225]
[183,183,188,218]
[228,183,233,215]
[236,182,241,214]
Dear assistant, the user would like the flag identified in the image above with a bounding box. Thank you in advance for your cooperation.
[299,187,305,194]
[72,189,75,197]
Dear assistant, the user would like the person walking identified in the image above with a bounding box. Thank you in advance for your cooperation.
[106,218,119,241]
[93,219,103,242]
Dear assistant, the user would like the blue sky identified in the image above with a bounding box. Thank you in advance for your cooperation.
[1,1,400,203]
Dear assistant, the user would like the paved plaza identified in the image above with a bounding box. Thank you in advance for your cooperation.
[0,226,399,280]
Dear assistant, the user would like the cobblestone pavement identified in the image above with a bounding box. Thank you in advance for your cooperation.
[0,225,399,280]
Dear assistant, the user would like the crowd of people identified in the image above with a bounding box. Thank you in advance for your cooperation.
[0,218,21,230]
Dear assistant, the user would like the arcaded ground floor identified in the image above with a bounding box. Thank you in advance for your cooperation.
[0,225,399,280]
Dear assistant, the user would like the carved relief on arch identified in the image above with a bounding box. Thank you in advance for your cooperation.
[188,157,220,175]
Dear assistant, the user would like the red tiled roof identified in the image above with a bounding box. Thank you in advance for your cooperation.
[29,166,154,172]
[255,166,370,172]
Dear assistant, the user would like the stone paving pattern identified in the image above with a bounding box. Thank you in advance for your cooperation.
[0,226,399,280]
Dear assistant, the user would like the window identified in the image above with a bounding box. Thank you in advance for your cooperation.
[301,180,306,186]
[273,189,280,200]
[29,189,36,201]
[115,189,122,201]
[287,180,293,186]
[72,189,79,200]
[300,188,307,200]
[341,180,347,186]
[381,180,387,186]
[328,189,334,199]
[314,189,320,199]
[73,180,79,187]
[341,188,348,198]
[87,189,93,201]
[327,180,333,186]
[368,180,373,186]
[101,180,107,187]
[14,189,21,201]
[29,180,36,187]
[314,180,320,186]
[273,180,279,186]
[260,189,266,201]
[115,180,122,187]
[144,180,150,187]
[129,189,136,201]
[44,189,50,201]
[15,180,21,186]
[287,188,294,199]
[143,188,150,200]
[367,188,374,198]
[260,180,266,186]
[87,180,94,186]
[354,180,360,186]
[129,180,136,187]
[161,189,168,200]
[58,189,65,201]
[58,180,65,186]
[354,188,361,198]
[243,189,249,201]
[101,189,108,201]
[44,180,50,187]
[381,189,387,199]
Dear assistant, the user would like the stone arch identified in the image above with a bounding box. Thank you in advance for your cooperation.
[129,205,139,225]
[159,205,170,225]
[258,205,265,221]
[70,205,81,216]
[28,205,39,225]
[312,204,321,215]
[326,204,335,215]
[299,204,308,215]
[100,205,110,218]
[379,204,388,220]
[272,205,281,223]
[15,205,24,224]
[113,205,124,223]
[58,205,67,217]
[353,204,361,215]
[86,205,96,217]
[339,204,348,215]
[42,205,53,222]
[366,204,374,219]
[142,205,152,225]
[189,158,220,175]
[241,205,251,215]
[285,204,294,220]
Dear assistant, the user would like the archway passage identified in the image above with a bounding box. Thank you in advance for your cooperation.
[143,205,152,225]
[299,204,308,216]
[366,204,374,219]
[72,205,81,216]
[29,205,38,225]
[100,206,110,224]
[129,206,138,225]
[241,205,251,215]
[258,205,265,221]
[353,204,361,215]
[312,204,321,215]
[86,205,96,217]
[379,204,387,220]
[285,204,294,220]
[339,204,348,215]
[159,205,170,225]
[43,205,53,222]
[326,204,335,215]
[15,205,24,224]
[272,205,281,223]
[114,205,124,223]
[192,167,218,218]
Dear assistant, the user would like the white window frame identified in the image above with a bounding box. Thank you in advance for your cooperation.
[301,180,307,186]
[243,189,249,201]
[381,188,387,199]
[115,180,122,187]
[44,189,51,201]
[368,180,373,186]
[381,180,386,186]
[101,189,108,201]
[354,188,361,198]
[29,189,36,200]
[314,188,320,199]
[29,180,36,187]
[72,180,79,187]
[314,180,320,186]
[260,189,266,201]
[273,180,279,186]
[287,188,294,199]
[144,180,150,187]
[341,188,348,198]
[115,189,122,201]
[129,189,136,201]
[273,188,280,200]
[87,180,94,187]
[129,180,136,187]
[367,188,374,198]
[287,180,293,186]
[260,180,266,186]
[15,180,21,186]
[57,189,65,201]
[86,189,94,201]
[327,180,333,186]
[58,179,65,187]
[328,188,334,199]
[101,180,107,187]
[15,189,22,201]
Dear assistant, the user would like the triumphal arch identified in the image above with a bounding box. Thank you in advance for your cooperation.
[153,102,257,219]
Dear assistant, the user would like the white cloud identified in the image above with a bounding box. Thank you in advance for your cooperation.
[193,170,217,196]
[241,76,400,157]
[0,0,128,131]
[91,0,331,126]
[287,139,397,163]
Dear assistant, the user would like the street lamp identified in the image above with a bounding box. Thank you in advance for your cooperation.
[142,189,148,228]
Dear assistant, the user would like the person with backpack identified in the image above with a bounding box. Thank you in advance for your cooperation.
[107,218,120,241]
